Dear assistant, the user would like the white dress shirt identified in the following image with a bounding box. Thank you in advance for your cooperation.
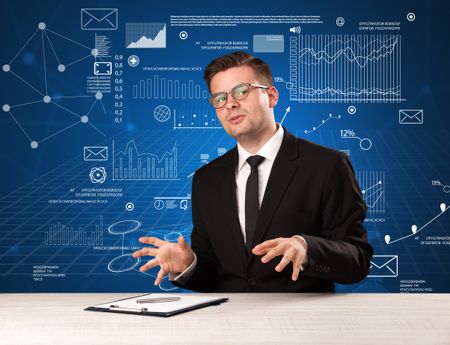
[235,124,284,243]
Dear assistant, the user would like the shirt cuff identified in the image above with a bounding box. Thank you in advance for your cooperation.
[169,253,197,284]
[292,235,308,271]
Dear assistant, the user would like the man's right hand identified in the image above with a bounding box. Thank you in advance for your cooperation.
[132,235,195,286]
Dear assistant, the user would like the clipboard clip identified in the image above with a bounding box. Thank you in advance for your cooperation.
[109,304,148,313]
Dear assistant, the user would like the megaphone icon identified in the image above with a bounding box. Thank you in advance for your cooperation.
[289,26,301,34]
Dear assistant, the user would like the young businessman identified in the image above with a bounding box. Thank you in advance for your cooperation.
[132,51,373,292]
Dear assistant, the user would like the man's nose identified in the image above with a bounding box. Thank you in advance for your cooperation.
[225,95,239,110]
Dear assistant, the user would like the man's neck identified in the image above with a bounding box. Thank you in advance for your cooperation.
[238,123,278,154]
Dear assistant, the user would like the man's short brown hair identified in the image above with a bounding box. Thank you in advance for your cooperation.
[203,51,274,91]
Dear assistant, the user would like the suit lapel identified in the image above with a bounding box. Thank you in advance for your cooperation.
[219,148,249,265]
[251,128,299,251]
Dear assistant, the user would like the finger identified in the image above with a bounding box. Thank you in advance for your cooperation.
[132,248,147,258]
[291,258,302,281]
[154,268,166,286]
[260,247,282,264]
[139,258,159,272]
[178,235,189,250]
[275,249,295,272]
[139,237,166,247]
[252,239,279,254]
[291,249,307,281]
[132,247,157,258]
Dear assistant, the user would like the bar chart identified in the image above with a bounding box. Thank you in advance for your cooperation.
[132,75,209,100]
[44,216,104,246]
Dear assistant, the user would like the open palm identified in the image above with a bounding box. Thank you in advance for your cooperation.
[132,235,194,286]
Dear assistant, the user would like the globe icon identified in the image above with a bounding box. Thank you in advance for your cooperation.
[154,105,171,122]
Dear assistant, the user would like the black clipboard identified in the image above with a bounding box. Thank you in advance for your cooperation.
[84,294,229,317]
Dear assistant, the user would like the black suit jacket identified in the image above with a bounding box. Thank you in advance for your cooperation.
[178,128,373,292]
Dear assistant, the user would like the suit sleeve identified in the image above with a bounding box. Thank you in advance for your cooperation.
[172,171,219,292]
[301,153,373,284]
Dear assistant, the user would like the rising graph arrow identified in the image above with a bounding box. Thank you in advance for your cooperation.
[280,106,291,125]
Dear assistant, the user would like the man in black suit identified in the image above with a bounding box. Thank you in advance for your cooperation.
[132,51,373,292]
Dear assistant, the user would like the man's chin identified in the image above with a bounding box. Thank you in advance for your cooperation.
[227,127,250,141]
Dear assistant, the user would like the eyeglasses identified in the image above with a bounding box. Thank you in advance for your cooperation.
[208,82,269,109]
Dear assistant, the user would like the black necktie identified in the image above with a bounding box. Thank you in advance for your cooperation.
[245,155,265,251]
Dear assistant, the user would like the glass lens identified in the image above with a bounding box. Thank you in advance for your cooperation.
[232,83,250,100]
[211,93,227,108]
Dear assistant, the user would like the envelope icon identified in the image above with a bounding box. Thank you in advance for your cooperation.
[399,109,423,124]
[84,146,108,161]
[81,8,118,31]
[368,255,398,277]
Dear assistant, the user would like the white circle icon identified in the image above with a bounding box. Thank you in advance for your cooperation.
[336,17,345,27]
[407,13,416,21]
[179,31,188,40]
[128,55,140,67]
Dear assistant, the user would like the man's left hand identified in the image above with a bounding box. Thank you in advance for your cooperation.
[252,237,308,281]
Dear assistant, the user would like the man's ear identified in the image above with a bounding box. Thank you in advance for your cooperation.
[267,86,279,108]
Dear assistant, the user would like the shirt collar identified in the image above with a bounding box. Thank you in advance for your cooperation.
[237,124,284,172]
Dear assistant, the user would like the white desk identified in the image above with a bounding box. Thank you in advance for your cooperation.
[0,293,449,344]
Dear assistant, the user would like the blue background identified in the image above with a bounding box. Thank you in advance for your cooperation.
[1,0,449,292]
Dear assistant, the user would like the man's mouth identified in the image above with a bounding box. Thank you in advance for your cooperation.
[228,114,245,124]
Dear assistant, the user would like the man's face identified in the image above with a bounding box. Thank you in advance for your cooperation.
[209,65,278,142]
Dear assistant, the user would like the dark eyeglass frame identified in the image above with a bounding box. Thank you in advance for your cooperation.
[208,82,269,109]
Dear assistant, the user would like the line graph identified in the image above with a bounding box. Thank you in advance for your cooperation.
[126,23,166,48]
[385,203,449,245]
[112,140,178,180]
[288,35,402,103]
[304,113,341,134]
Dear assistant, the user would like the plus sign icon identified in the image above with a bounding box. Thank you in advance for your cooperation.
[127,55,140,67]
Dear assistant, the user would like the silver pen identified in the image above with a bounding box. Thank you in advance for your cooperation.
[136,297,181,304]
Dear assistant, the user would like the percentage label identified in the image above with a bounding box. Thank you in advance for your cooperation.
[340,129,356,137]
